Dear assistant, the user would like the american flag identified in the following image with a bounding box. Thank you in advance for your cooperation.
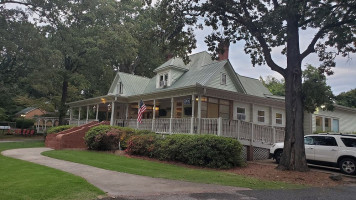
[137,100,146,123]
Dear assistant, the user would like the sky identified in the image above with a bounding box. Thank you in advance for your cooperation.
[190,26,356,96]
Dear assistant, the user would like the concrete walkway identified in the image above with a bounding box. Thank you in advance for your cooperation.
[2,148,250,198]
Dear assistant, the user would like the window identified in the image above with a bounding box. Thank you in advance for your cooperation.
[325,118,331,132]
[313,136,337,146]
[341,138,356,147]
[275,113,282,125]
[258,110,265,123]
[304,136,314,145]
[316,116,323,132]
[221,73,227,85]
[236,107,246,121]
[118,82,123,94]
[159,73,168,87]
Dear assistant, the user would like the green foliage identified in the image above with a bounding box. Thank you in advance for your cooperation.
[302,65,334,113]
[0,108,7,121]
[126,134,244,169]
[15,118,35,129]
[260,76,285,96]
[84,125,144,150]
[46,125,74,134]
[336,89,356,108]
[125,134,160,157]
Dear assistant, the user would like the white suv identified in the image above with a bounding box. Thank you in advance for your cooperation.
[269,134,356,175]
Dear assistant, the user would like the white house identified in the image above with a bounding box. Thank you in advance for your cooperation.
[67,48,356,149]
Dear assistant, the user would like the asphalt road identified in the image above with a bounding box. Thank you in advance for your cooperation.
[106,185,356,200]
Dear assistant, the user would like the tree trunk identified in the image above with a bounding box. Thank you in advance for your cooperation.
[58,78,68,125]
[277,4,308,171]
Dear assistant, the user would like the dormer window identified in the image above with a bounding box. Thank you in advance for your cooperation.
[221,73,227,85]
[118,82,123,94]
[159,73,168,87]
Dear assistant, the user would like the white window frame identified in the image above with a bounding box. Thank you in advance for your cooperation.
[118,82,123,94]
[159,73,169,87]
[275,113,282,125]
[257,110,265,123]
[221,73,227,85]
[236,107,246,121]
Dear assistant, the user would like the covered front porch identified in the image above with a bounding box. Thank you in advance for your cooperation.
[67,91,285,149]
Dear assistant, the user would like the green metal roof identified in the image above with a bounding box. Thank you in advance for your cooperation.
[153,51,213,73]
[236,74,272,97]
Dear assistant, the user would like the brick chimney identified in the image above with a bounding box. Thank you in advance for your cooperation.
[166,53,174,61]
[218,40,230,61]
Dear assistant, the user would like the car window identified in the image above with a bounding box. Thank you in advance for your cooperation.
[313,136,337,146]
[341,138,356,147]
[304,136,314,145]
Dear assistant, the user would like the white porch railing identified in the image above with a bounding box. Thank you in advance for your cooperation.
[113,117,285,149]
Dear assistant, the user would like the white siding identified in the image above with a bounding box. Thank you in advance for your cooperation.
[313,108,356,133]
[206,68,238,92]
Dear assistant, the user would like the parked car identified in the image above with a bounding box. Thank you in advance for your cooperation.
[269,133,356,175]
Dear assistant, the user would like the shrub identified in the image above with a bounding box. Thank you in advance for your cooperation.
[15,118,35,129]
[125,134,244,169]
[156,134,244,169]
[46,125,74,134]
[125,134,160,157]
[84,125,146,150]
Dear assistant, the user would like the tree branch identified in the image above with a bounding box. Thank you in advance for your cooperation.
[239,0,286,77]
[0,0,34,7]
[300,19,354,60]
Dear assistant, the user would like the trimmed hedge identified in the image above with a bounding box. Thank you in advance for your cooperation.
[46,125,74,134]
[126,134,244,169]
[84,125,155,151]
[15,118,35,129]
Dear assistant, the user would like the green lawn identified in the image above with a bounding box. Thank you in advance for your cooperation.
[0,142,104,200]
[43,150,305,190]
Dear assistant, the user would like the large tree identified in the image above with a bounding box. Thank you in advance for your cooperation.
[166,0,356,171]
[336,89,356,108]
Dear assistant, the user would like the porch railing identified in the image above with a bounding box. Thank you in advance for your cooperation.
[113,117,285,148]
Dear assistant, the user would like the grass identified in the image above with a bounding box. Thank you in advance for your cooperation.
[0,141,104,200]
[43,150,305,190]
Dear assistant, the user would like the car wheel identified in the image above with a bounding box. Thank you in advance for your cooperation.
[339,158,356,175]
[275,150,283,164]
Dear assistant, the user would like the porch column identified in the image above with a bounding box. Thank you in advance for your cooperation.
[95,104,99,121]
[269,107,273,126]
[322,116,325,132]
[152,99,156,131]
[137,101,140,129]
[190,94,195,134]
[197,95,202,134]
[78,107,81,126]
[69,108,73,121]
[125,104,129,120]
[44,120,47,130]
[250,103,254,123]
[169,97,174,133]
[110,101,115,126]
[86,105,89,124]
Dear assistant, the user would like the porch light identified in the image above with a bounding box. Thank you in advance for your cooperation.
[320,105,326,109]
[195,97,207,102]
[155,107,159,111]
[101,98,106,104]
[107,104,111,111]
[93,105,96,111]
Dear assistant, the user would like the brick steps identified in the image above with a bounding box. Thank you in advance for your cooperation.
[45,121,109,150]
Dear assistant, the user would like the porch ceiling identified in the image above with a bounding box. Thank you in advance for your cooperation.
[66,95,128,107]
